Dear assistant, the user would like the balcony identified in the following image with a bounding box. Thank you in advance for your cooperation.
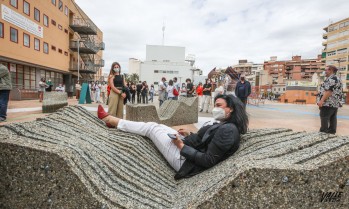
[69,17,97,35]
[94,59,105,67]
[99,42,105,50]
[322,41,327,46]
[69,61,97,74]
[323,33,328,39]
[69,40,99,54]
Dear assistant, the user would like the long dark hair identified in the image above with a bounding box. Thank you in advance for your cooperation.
[109,62,121,76]
[214,94,249,134]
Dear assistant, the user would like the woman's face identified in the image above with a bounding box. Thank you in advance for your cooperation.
[113,65,120,74]
[215,98,233,118]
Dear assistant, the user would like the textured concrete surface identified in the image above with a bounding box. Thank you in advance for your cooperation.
[1,106,348,208]
[126,97,198,126]
[42,92,68,113]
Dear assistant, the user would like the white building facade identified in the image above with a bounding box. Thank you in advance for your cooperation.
[129,45,194,88]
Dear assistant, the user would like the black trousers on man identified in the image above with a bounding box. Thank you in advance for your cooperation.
[319,106,338,134]
[238,97,247,108]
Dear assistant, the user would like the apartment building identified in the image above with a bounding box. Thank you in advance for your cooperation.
[264,56,322,85]
[322,17,349,93]
[0,0,104,99]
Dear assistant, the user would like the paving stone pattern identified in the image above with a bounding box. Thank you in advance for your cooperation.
[0,106,348,208]
[42,92,68,113]
[126,97,198,126]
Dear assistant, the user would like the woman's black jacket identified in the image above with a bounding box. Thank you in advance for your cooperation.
[174,122,240,180]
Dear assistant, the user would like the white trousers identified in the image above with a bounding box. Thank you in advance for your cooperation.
[201,95,211,111]
[118,120,185,171]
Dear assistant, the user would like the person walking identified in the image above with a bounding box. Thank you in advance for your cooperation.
[317,65,344,134]
[235,74,251,108]
[200,79,212,113]
[108,62,126,118]
[0,64,12,122]
[149,84,155,102]
[38,77,49,102]
[158,77,167,106]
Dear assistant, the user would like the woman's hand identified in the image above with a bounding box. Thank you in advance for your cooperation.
[121,93,126,99]
[178,128,190,137]
[172,136,184,150]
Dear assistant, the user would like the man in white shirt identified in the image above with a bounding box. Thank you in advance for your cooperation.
[158,77,166,106]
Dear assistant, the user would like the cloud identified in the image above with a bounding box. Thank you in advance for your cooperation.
[75,0,349,75]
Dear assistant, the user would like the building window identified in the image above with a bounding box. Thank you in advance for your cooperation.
[23,33,30,47]
[10,0,18,8]
[51,19,56,26]
[58,24,62,30]
[34,8,40,22]
[10,27,18,43]
[51,45,56,51]
[0,22,3,38]
[43,15,49,27]
[64,51,68,56]
[58,49,62,54]
[34,38,40,51]
[58,0,63,11]
[43,42,49,54]
[23,1,30,15]
[51,0,56,6]
[64,6,69,16]
[64,29,68,34]
[154,70,159,73]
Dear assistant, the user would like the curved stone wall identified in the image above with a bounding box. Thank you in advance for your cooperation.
[0,106,348,208]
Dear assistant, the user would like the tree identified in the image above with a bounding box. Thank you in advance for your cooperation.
[125,73,139,84]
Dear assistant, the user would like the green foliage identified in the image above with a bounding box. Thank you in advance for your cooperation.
[125,73,139,83]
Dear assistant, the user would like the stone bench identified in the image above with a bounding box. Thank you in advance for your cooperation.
[0,106,348,208]
[126,97,198,126]
[42,92,68,113]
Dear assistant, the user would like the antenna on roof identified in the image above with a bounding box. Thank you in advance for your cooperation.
[162,21,166,46]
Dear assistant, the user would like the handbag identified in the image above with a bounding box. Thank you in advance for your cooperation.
[173,88,179,96]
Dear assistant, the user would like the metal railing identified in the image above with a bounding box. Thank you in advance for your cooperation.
[69,40,99,54]
[70,17,97,35]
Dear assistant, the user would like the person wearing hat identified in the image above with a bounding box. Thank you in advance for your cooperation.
[317,65,344,134]
[235,74,251,107]
[158,77,167,106]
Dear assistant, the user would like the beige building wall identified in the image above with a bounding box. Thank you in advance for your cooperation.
[0,0,104,97]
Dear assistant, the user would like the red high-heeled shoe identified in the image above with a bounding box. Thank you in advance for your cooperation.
[97,105,115,128]
[97,104,109,119]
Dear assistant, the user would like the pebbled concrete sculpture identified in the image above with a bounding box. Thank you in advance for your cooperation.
[42,92,68,113]
[126,97,198,126]
[0,106,348,209]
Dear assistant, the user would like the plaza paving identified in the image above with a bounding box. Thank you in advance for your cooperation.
[2,96,349,135]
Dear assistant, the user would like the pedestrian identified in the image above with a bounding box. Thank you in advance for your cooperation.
[173,77,180,100]
[141,81,149,104]
[89,81,95,102]
[130,82,136,104]
[136,81,142,103]
[235,74,251,108]
[166,80,176,100]
[149,84,155,102]
[75,81,81,100]
[95,82,101,103]
[317,65,344,134]
[0,63,12,122]
[186,78,194,97]
[158,77,167,106]
[108,62,126,118]
[200,79,212,113]
[97,94,248,179]
[180,83,187,97]
[38,77,49,102]
[196,82,203,109]
[215,81,225,96]
[46,79,53,92]
[100,82,107,103]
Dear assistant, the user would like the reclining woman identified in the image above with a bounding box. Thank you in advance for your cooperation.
[97,94,248,179]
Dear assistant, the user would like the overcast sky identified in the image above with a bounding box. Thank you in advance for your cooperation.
[75,0,349,75]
